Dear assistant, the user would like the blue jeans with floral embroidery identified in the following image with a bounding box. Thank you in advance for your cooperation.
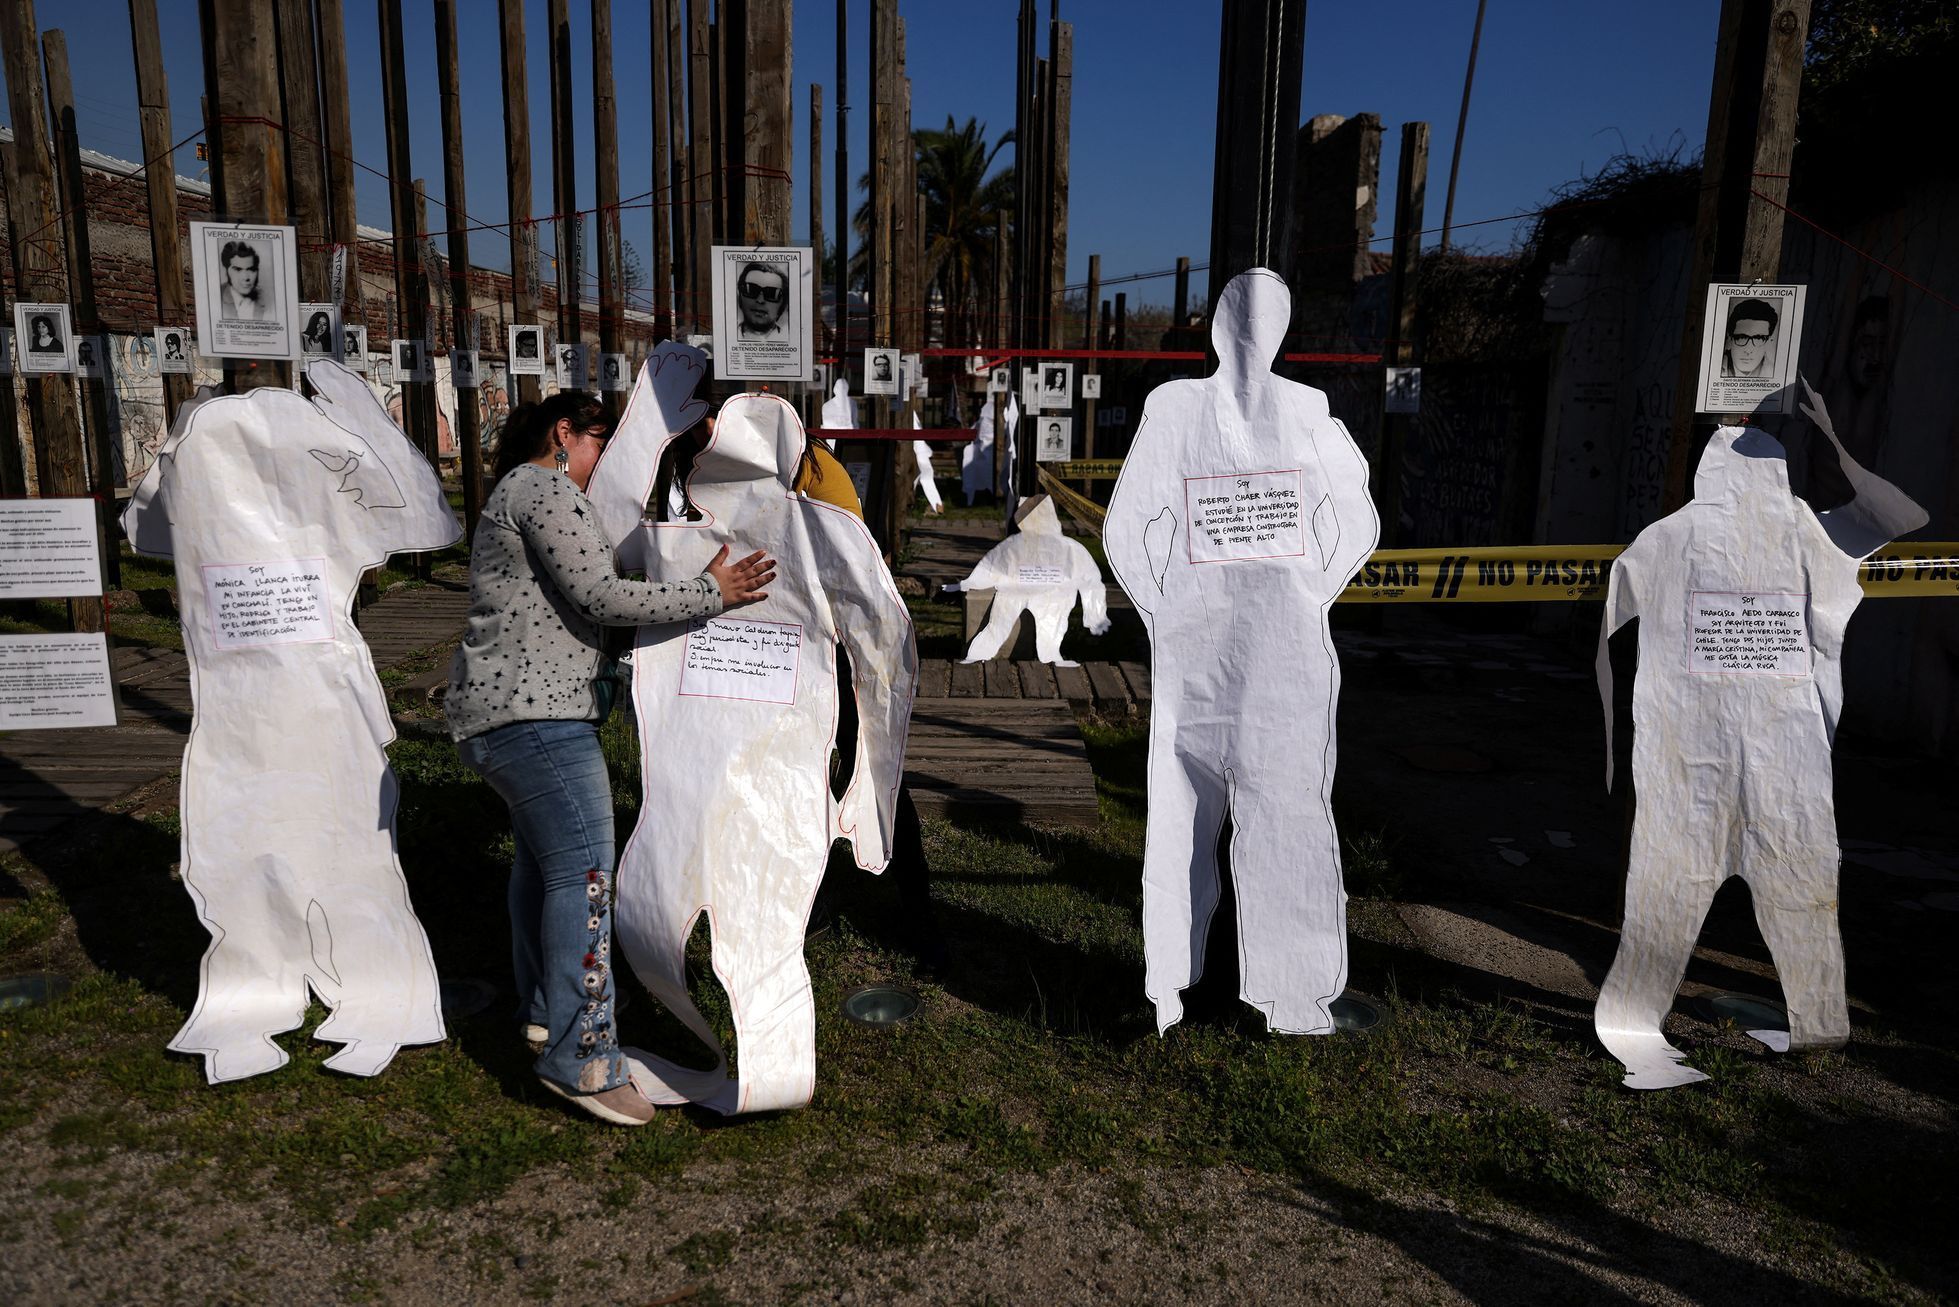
[459,718,626,1094]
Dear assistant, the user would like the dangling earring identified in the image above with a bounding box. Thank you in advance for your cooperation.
[554,444,569,472]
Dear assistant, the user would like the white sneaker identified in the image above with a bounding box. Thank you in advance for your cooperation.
[523,1022,549,1044]
[537,1076,657,1126]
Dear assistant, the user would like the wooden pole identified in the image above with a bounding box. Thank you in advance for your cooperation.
[991,221,1009,501]
[663,0,687,339]
[686,0,713,334]
[1376,120,1428,548]
[0,163,25,496]
[1661,0,1811,509]
[435,0,483,533]
[593,0,623,412]
[0,1,101,630]
[1172,254,1190,327]
[547,0,580,347]
[832,0,848,374]
[1080,252,1098,480]
[498,0,542,404]
[129,0,195,428]
[1438,0,1486,251]
[205,0,292,394]
[809,82,824,356]
[1114,291,1127,350]
[744,0,791,248]
[273,0,331,297]
[1045,21,1072,352]
[1207,0,1306,309]
[651,0,674,340]
[1097,298,1109,349]
[42,30,120,587]
[316,0,360,338]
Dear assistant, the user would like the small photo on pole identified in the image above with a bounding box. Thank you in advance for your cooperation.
[599,352,631,392]
[74,334,107,380]
[1695,283,1807,415]
[1036,415,1073,463]
[1080,373,1102,400]
[508,324,546,376]
[556,342,592,390]
[392,338,431,383]
[298,303,342,359]
[450,349,480,391]
[1039,361,1074,409]
[155,326,192,374]
[13,302,74,374]
[864,347,900,396]
[342,325,369,372]
[987,365,1011,394]
[1383,366,1421,415]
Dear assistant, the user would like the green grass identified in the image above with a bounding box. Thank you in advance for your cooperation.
[0,711,1945,1299]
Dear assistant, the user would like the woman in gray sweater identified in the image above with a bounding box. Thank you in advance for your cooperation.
[447,392,772,1126]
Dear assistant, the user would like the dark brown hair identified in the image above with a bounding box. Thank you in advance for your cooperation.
[492,390,612,483]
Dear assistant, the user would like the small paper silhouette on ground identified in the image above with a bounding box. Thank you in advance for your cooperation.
[954,495,1109,665]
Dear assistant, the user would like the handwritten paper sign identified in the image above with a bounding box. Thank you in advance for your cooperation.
[0,499,103,598]
[201,559,334,650]
[0,633,117,729]
[1017,564,1065,585]
[678,617,802,705]
[1689,591,1810,675]
[1185,469,1306,564]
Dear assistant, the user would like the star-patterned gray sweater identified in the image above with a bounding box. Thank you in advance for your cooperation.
[445,464,723,741]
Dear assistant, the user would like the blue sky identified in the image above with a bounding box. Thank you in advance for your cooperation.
[7,1,1716,309]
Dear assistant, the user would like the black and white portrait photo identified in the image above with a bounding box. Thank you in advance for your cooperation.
[1695,282,1807,415]
[864,346,900,397]
[1039,362,1074,409]
[1384,366,1422,415]
[600,353,630,393]
[299,303,341,358]
[74,334,106,380]
[190,222,299,359]
[450,349,479,391]
[154,326,192,375]
[1080,373,1102,400]
[343,325,369,372]
[13,302,74,374]
[508,325,545,377]
[393,338,433,383]
[988,365,1011,394]
[1036,416,1073,463]
[555,342,591,390]
[711,245,812,382]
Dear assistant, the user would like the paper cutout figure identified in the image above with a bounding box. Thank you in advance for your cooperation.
[586,346,916,1114]
[912,410,943,515]
[961,396,997,502]
[956,495,1107,664]
[121,360,461,1082]
[1103,268,1378,1035]
[817,377,857,452]
[1594,381,1925,1089]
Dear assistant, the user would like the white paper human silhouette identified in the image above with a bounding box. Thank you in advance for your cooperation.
[587,347,916,1114]
[961,397,995,503]
[1594,381,1925,1089]
[121,359,460,1082]
[912,410,944,515]
[1104,268,1378,1035]
[956,495,1108,664]
[816,376,856,453]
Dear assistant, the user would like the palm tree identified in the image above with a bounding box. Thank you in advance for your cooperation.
[852,116,1014,346]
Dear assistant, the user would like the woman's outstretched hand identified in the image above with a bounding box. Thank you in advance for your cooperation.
[705,544,775,607]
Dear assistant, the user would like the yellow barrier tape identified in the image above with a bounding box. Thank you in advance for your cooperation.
[1035,467,1110,531]
[1051,459,1126,480]
[1024,470,1959,603]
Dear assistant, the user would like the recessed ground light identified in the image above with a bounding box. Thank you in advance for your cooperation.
[1330,994,1381,1032]
[841,984,921,1027]
[0,973,71,1012]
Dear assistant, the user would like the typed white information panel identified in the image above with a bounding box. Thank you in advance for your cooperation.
[0,633,117,729]
[0,499,102,598]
